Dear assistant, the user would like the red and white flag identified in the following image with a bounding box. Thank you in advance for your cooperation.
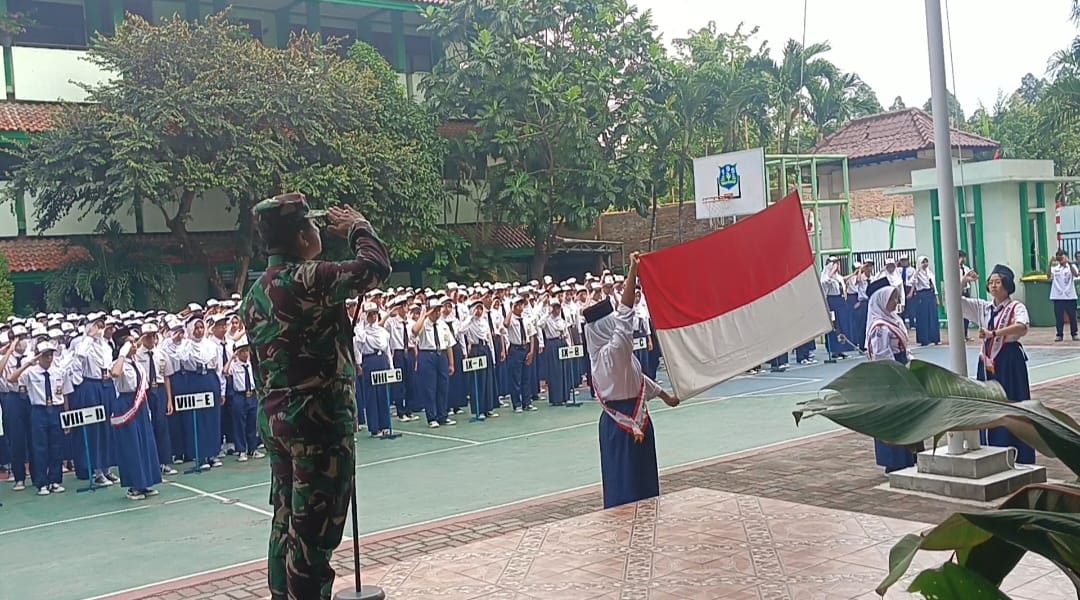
[637,191,831,400]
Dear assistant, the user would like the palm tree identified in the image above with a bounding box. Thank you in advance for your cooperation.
[45,220,177,311]
[758,39,836,154]
[806,70,883,142]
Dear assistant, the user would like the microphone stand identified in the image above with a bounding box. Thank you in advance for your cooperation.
[333,478,385,600]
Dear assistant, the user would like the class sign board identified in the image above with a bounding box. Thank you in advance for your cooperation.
[371,369,403,385]
[463,356,487,372]
[60,406,107,429]
[632,337,648,351]
[559,345,584,360]
[693,147,767,220]
[174,392,216,412]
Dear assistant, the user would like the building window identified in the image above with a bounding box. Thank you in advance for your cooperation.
[11,0,88,49]
[406,35,433,72]
[239,18,262,42]
[123,0,153,22]
[1029,214,1044,271]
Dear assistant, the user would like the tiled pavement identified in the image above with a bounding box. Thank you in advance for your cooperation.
[113,373,1080,600]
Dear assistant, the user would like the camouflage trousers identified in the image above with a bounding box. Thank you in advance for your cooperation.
[266,434,355,600]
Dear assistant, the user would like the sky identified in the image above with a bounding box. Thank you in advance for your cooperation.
[631,0,1079,114]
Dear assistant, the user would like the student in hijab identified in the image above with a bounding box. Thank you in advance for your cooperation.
[819,257,851,359]
[907,256,941,346]
[584,252,680,509]
[109,328,162,500]
[356,302,392,438]
[961,264,1035,464]
[864,277,921,472]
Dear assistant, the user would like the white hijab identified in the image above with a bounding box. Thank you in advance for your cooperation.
[865,283,903,341]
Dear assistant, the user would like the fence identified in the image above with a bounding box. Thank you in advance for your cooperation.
[818,248,916,273]
[1060,232,1080,258]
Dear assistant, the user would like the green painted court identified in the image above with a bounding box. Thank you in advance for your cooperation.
[3,347,1078,600]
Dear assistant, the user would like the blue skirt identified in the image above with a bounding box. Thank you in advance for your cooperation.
[112,391,163,491]
[599,399,659,509]
[175,371,222,462]
[977,342,1035,464]
[544,338,568,405]
[913,289,940,344]
[360,352,392,432]
[875,352,918,472]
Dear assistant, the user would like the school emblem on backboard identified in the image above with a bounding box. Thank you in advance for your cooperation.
[716,163,742,198]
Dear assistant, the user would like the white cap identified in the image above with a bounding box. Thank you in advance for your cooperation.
[234,336,250,350]
[10,324,28,337]
[428,298,442,309]
[140,323,159,335]
[47,328,63,339]
[87,311,106,324]
[34,340,57,356]
[206,299,220,307]
[362,301,379,313]
[345,298,359,306]
[187,303,203,313]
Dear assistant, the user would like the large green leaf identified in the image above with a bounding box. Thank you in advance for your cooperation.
[907,562,1014,599]
[792,359,1080,476]
[878,485,1080,596]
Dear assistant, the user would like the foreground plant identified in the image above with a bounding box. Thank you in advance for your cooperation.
[793,359,1080,598]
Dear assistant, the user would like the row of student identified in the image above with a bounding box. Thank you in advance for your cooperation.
[0,272,663,496]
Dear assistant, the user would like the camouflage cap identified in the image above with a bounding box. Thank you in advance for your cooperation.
[252,192,328,221]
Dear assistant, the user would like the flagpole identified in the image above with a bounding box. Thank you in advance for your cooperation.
[926,0,978,453]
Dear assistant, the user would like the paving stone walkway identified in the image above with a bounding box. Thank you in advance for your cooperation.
[113,374,1080,600]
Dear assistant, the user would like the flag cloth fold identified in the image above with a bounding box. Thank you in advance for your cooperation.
[637,192,832,400]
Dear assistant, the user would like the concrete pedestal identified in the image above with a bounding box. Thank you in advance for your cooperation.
[888,447,1046,502]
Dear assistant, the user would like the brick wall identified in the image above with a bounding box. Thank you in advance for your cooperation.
[567,203,718,259]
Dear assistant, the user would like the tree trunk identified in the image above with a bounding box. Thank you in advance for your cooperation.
[529,234,552,278]
[167,189,230,298]
[647,182,659,251]
[232,196,256,294]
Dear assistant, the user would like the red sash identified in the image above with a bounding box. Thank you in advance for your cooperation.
[866,319,907,360]
[980,301,1019,375]
[111,362,148,427]
[592,376,649,443]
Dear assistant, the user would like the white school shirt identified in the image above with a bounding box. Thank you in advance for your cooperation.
[866,327,906,362]
[540,312,568,340]
[590,304,663,402]
[74,334,113,379]
[135,345,170,385]
[386,315,408,351]
[820,272,843,296]
[1049,263,1079,300]
[18,364,70,406]
[415,319,450,351]
[959,297,1030,343]
[175,336,220,372]
[908,268,935,292]
[113,360,144,394]
[228,359,256,393]
[356,323,390,355]
[505,313,532,346]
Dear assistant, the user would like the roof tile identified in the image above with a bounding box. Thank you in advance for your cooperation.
[0,101,59,133]
[0,232,237,273]
[449,223,534,250]
[812,107,998,162]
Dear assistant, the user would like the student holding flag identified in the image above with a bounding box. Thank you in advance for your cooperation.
[583,252,679,509]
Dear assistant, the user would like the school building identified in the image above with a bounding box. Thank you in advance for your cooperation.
[0,0,618,312]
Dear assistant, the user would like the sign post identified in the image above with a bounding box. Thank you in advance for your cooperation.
[558,345,585,407]
[174,392,215,474]
[462,355,488,422]
[60,405,108,492]
[369,369,403,439]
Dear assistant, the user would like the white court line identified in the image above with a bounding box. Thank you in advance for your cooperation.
[83,428,842,600]
[168,481,273,517]
[25,364,1079,544]
[397,429,482,445]
[0,505,153,537]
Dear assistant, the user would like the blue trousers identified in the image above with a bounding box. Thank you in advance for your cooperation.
[2,391,31,483]
[467,343,495,415]
[507,345,530,408]
[391,349,410,417]
[360,352,392,432]
[416,350,449,424]
[544,338,569,405]
[229,391,259,453]
[30,405,63,487]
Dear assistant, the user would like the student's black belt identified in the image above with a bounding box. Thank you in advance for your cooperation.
[545,337,561,342]
[509,343,527,349]
[361,352,383,358]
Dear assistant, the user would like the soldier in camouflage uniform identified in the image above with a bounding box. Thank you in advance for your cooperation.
[240,193,391,600]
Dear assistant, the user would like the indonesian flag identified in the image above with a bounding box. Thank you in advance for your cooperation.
[637,191,832,400]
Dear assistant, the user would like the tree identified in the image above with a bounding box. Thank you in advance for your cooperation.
[889,95,906,110]
[44,221,176,311]
[420,0,658,274]
[0,251,14,320]
[6,12,446,295]
[922,89,965,125]
[806,71,883,141]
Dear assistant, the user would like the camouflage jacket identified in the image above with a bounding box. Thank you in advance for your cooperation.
[240,221,392,441]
